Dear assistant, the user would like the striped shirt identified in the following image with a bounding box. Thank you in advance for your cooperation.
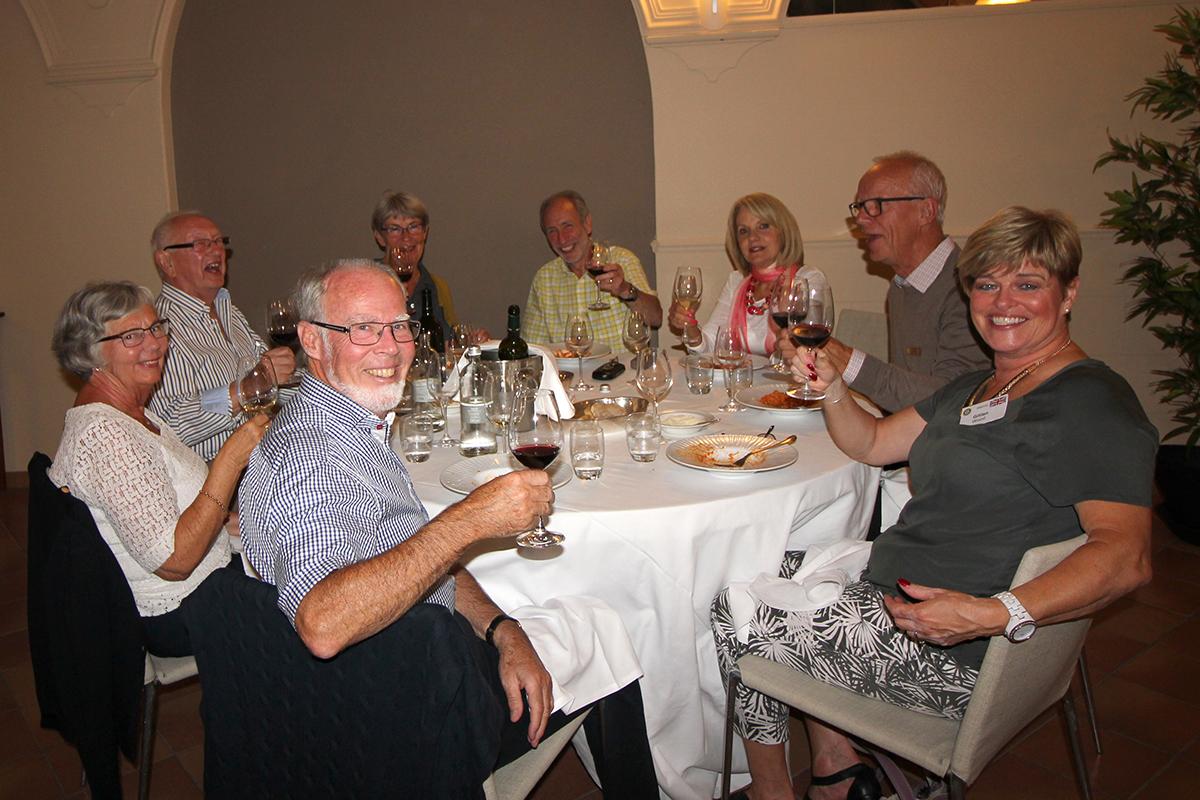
[150,283,266,461]
[522,245,656,354]
[238,373,455,625]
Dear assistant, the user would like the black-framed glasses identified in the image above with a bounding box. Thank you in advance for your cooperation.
[310,319,420,346]
[161,236,230,251]
[381,222,426,236]
[848,196,926,218]
[96,319,171,347]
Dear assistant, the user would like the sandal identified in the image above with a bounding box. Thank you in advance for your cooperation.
[805,763,881,800]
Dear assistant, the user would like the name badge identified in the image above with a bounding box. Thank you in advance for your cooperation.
[960,395,1008,426]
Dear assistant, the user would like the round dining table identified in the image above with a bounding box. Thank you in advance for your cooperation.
[397,364,880,799]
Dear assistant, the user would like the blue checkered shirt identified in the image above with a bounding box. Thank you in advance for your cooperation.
[238,374,455,624]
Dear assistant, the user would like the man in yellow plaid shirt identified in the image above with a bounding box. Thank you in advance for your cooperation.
[523,190,662,354]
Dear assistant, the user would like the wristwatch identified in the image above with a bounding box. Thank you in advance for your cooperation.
[619,285,640,303]
[993,591,1037,642]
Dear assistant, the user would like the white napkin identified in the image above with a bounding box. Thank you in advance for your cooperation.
[507,596,643,714]
[454,341,574,420]
[725,540,873,644]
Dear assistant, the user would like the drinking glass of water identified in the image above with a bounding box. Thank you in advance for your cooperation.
[570,420,605,480]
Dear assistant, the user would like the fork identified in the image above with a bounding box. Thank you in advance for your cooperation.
[733,434,797,467]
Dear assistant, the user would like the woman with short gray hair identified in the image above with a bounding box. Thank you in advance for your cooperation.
[49,281,268,656]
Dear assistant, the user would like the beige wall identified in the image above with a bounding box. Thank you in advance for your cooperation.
[646,0,1187,436]
[1,0,180,478]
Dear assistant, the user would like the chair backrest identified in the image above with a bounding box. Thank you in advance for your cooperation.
[182,565,504,799]
[951,535,1089,783]
[834,309,887,361]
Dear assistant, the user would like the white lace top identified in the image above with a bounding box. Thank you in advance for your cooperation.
[48,404,232,617]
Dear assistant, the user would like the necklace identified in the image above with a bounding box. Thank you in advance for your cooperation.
[965,339,1073,407]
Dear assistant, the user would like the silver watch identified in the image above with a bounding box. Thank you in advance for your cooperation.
[993,591,1036,642]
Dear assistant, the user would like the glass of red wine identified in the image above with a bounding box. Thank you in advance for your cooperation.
[767,275,795,374]
[787,278,835,401]
[266,300,299,351]
[587,240,611,311]
[509,388,564,548]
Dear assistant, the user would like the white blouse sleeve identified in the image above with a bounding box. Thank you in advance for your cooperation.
[67,415,181,573]
[699,272,742,353]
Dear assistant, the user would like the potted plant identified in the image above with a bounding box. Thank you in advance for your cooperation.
[1096,6,1200,541]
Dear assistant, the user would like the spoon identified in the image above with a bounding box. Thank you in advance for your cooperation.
[733,434,797,467]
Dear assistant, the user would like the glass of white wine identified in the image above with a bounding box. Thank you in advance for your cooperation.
[673,266,703,354]
[237,356,279,418]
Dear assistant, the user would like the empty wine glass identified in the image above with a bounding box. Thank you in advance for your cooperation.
[564,314,594,393]
[433,351,461,447]
[587,240,611,311]
[237,356,279,418]
[673,266,704,353]
[266,300,299,351]
[635,349,674,419]
[509,388,564,548]
[788,279,835,401]
[714,326,747,413]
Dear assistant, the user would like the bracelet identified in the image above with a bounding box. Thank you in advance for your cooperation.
[197,488,228,513]
[485,613,520,646]
[825,379,849,405]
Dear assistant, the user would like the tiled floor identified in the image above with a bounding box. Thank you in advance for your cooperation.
[1,480,1198,799]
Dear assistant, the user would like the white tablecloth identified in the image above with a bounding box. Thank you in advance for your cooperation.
[400,369,879,799]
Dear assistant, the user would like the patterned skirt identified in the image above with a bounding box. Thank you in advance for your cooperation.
[711,551,979,745]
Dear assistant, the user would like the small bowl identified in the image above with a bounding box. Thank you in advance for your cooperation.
[658,410,717,438]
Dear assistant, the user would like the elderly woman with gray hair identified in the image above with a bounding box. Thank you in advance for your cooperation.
[49,281,267,656]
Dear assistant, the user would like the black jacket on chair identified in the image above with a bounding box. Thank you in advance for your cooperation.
[182,564,504,799]
[26,452,144,800]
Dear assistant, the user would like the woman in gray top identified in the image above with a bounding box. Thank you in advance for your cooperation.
[712,207,1158,800]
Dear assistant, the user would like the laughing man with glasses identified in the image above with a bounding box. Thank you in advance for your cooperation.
[148,211,297,462]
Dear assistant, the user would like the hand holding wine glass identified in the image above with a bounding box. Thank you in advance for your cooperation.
[564,314,594,393]
[587,240,612,311]
[635,349,673,419]
[237,356,280,418]
[787,279,835,401]
[509,388,564,548]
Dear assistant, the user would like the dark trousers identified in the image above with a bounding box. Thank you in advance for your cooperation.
[456,614,659,799]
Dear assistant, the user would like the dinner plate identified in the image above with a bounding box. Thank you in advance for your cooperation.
[736,386,822,413]
[543,343,614,370]
[666,433,797,474]
[439,453,573,495]
[658,410,718,438]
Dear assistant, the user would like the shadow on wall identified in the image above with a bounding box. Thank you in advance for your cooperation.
[170,2,656,337]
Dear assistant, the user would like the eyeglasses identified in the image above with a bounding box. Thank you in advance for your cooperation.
[310,319,420,346]
[848,196,926,218]
[96,319,171,347]
[161,236,230,251]
[381,222,426,236]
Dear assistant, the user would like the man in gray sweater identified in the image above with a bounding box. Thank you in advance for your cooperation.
[802,151,990,413]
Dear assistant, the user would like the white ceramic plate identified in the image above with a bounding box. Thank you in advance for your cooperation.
[735,386,822,413]
[543,343,614,370]
[439,453,573,495]
[666,433,797,474]
[658,410,718,439]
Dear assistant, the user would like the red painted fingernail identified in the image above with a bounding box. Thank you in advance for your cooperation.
[898,578,911,588]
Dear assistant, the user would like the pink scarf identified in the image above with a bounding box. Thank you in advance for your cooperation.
[728,264,795,354]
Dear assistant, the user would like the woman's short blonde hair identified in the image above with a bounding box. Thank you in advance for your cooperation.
[958,206,1081,292]
[724,193,804,275]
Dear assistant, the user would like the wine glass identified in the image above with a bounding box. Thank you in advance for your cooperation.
[635,349,674,419]
[564,314,593,393]
[714,326,747,412]
[484,368,515,450]
[266,300,299,351]
[622,311,650,382]
[587,240,611,311]
[433,350,460,447]
[766,276,795,374]
[237,356,279,417]
[509,388,564,549]
[673,266,704,353]
[388,244,416,281]
[788,280,835,401]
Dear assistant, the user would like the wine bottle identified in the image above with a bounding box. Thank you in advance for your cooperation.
[419,287,444,354]
[459,345,497,456]
[498,304,529,360]
[410,331,445,432]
